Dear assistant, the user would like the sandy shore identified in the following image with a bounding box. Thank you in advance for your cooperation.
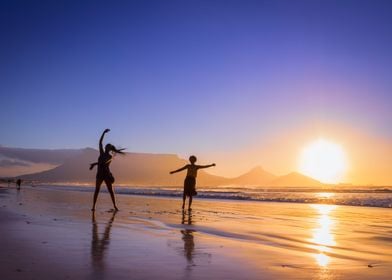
[0,186,391,280]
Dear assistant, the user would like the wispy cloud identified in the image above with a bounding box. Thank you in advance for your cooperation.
[0,159,31,167]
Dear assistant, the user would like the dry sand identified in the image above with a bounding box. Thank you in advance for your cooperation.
[0,186,391,279]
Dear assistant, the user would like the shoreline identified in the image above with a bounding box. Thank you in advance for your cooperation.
[1,187,392,279]
[10,184,392,209]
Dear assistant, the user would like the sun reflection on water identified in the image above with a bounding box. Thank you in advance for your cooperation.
[311,204,337,267]
[316,192,335,199]
[315,253,329,267]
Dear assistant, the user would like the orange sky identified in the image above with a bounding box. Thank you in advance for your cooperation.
[202,122,392,185]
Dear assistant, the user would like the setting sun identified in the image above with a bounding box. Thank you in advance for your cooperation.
[299,139,347,184]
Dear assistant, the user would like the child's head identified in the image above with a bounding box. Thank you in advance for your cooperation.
[189,155,197,164]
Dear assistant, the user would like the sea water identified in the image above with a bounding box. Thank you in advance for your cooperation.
[36,184,392,208]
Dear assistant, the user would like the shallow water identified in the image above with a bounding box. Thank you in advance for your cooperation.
[1,187,392,280]
[37,184,392,208]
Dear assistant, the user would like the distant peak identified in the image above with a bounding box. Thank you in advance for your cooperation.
[272,171,322,186]
[83,147,96,151]
[250,166,264,171]
[244,166,273,175]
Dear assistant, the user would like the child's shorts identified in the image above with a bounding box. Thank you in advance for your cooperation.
[184,176,197,196]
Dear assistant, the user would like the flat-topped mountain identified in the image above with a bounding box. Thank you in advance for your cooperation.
[10,148,226,186]
[0,146,322,187]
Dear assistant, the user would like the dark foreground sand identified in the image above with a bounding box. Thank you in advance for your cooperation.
[0,186,391,280]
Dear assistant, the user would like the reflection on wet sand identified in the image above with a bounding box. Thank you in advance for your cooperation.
[16,188,22,203]
[311,205,337,267]
[91,211,117,275]
[181,211,195,269]
[181,210,193,226]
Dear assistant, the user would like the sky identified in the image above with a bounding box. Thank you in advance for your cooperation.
[1,0,391,184]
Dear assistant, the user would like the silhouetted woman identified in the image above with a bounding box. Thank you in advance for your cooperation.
[90,129,125,211]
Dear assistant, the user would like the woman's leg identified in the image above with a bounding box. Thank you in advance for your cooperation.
[105,180,119,210]
[92,178,104,211]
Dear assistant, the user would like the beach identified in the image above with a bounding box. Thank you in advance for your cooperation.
[1,186,391,280]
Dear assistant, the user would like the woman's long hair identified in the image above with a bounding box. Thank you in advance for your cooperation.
[90,145,125,170]
[105,144,126,155]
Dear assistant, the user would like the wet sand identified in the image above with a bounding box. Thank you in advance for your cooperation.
[0,186,391,279]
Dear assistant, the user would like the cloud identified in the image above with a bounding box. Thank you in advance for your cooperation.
[0,159,31,167]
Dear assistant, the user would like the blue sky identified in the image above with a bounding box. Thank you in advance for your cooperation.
[1,0,391,180]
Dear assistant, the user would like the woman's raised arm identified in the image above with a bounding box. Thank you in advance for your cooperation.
[99,128,110,154]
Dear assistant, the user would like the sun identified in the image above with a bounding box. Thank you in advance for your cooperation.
[299,139,347,184]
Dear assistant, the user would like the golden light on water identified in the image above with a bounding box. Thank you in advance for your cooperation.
[311,204,337,267]
[316,192,335,199]
[315,253,329,267]
[299,139,347,184]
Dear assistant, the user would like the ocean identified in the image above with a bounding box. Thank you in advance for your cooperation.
[35,184,392,208]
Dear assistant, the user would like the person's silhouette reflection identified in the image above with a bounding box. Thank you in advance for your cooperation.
[181,211,195,268]
[91,211,117,274]
[181,210,193,225]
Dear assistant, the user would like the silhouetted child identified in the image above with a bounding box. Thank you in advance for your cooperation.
[170,155,215,210]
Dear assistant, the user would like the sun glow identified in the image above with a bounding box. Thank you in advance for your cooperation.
[299,139,347,184]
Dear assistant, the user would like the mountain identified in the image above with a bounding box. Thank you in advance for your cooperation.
[1,146,324,187]
[19,148,227,186]
[0,146,82,164]
[0,146,83,177]
[270,172,322,187]
[19,148,97,183]
[229,166,277,186]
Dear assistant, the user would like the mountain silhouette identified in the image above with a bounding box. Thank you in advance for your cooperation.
[18,148,225,186]
[270,172,322,187]
[0,146,84,177]
[1,146,323,187]
[0,146,82,164]
[229,166,277,185]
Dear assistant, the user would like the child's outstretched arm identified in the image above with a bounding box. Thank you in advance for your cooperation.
[197,163,216,169]
[169,165,188,174]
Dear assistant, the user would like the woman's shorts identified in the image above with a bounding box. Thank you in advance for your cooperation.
[97,172,115,184]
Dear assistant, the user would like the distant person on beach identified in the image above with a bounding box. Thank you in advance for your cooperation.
[170,156,215,210]
[16,179,22,190]
[90,129,125,211]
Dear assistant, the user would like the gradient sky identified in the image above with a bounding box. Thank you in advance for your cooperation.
[1,0,391,183]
